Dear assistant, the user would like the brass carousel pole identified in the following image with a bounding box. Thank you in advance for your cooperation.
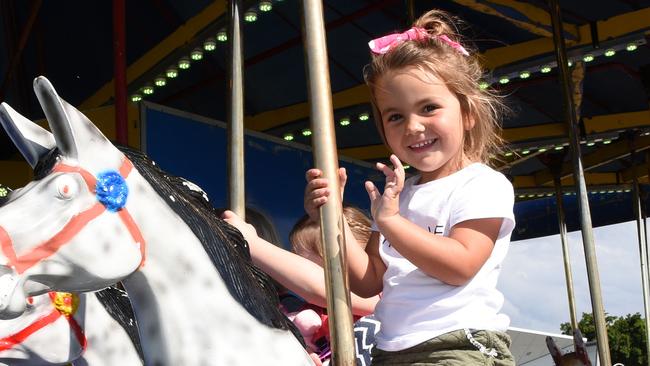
[547,1,611,364]
[300,0,355,364]
[630,138,650,362]
[227,0,246,219]
[552,171,579,331]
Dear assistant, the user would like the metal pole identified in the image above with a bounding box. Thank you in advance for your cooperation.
[547,1,611,364]
[113,0,128,146]
[633,177,650,362]
[227,0,246,219]
[630,141,650,362]
[553,174,579,331]
[300,1,355,364]
[642,189,650,353]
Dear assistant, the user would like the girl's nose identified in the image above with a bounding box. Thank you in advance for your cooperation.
[405,117,426,134]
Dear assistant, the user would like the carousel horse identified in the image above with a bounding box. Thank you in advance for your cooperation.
[0,77,314,365]
[546,329,592,366]
[0,288,143,365]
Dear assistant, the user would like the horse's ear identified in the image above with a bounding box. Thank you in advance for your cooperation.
[33,76,116,164]
[33,77,79,159]
[0,102,55,168]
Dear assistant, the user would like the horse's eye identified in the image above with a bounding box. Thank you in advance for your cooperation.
[55,175,79,200]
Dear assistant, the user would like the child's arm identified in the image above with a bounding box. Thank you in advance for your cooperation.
[221,210,378,315]
[366,155,503,286]
[304,169,386,298]
[377,215,501,286]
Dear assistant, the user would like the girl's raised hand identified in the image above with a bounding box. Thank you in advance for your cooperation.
[365,154,405,224]
[304,167,347,221]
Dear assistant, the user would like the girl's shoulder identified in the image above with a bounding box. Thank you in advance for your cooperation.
[458,163,512,187]
[404,163,512,195]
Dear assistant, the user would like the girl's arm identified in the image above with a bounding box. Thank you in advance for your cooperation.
[305,169,386,297]
[377,215,502,286]
[366,155,504,286]
[222,210,379,315]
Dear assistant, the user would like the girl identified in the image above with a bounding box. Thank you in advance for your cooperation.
[304,9,516,365]
[222,205,380,364]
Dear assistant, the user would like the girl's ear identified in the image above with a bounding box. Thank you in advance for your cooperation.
[463,114,476,130]
[460,96,476,131]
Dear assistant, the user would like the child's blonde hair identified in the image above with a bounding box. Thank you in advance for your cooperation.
[290,205,372,259]
[363,9,507,165]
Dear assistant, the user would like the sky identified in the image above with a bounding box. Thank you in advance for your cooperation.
[498,220,647,334]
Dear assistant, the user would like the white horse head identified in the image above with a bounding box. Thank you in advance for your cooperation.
[0,77,143,318]
[0,77,314,365]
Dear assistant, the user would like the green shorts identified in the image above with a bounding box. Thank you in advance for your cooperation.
[371,329,514,366]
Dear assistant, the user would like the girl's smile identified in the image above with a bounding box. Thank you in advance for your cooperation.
[374,67,472,183]
[409,138,438,152]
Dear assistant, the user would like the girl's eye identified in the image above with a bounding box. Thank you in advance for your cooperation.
[386,113,403,122]
[423,104,438,113]
[55,175,79,200]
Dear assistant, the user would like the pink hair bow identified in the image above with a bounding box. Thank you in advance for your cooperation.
[368,27,469,56]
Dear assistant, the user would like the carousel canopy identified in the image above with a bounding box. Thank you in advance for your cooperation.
[0,0,649,238]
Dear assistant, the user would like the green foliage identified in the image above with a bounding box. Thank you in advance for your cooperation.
[561,312,647,366]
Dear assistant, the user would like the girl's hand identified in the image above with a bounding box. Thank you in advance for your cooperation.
[221,210,259,244]
[303,167,347,221]
[365,154,405,224]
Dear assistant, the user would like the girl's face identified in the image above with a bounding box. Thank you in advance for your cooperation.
[374,67,473,184]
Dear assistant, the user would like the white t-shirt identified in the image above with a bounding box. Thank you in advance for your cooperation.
[373,163,515,351]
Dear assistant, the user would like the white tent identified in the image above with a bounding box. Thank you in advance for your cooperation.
[507,326,598,365]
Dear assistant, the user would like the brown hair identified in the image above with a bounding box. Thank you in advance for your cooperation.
[290,205,372,259]
[363,9,507,165]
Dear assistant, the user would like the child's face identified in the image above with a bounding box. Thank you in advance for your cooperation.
[374,67,472,183]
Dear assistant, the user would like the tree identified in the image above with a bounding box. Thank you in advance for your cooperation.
[561,312,647,366]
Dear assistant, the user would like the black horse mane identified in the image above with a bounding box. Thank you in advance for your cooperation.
[120,146,304,345]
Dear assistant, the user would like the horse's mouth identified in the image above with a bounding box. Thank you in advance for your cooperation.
[0,271,27,319]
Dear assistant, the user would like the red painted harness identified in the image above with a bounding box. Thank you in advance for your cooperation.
[0,158,146,274]
[0,292,86,352]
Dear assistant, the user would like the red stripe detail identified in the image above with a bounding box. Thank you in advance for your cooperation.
[52,164,97,192]
[47,292,87,350]
[66,314,87,351]
[118,209,146,267]
[0,308,62,351]
[117,158,145,267]
[0,226,18,270]
[11,203,106,274]
[119,158,133,178]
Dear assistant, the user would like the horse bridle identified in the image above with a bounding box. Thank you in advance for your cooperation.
[0,292,86,353]
[0,157,146,275]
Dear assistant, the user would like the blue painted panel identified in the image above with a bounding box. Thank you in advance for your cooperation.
[143,104,378,249]
[142,103,648,244]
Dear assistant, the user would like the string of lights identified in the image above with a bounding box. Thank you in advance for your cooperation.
[480,36,646,89]
[129,0,280,103]
[281,112,370,141]
[516,186,633,201]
